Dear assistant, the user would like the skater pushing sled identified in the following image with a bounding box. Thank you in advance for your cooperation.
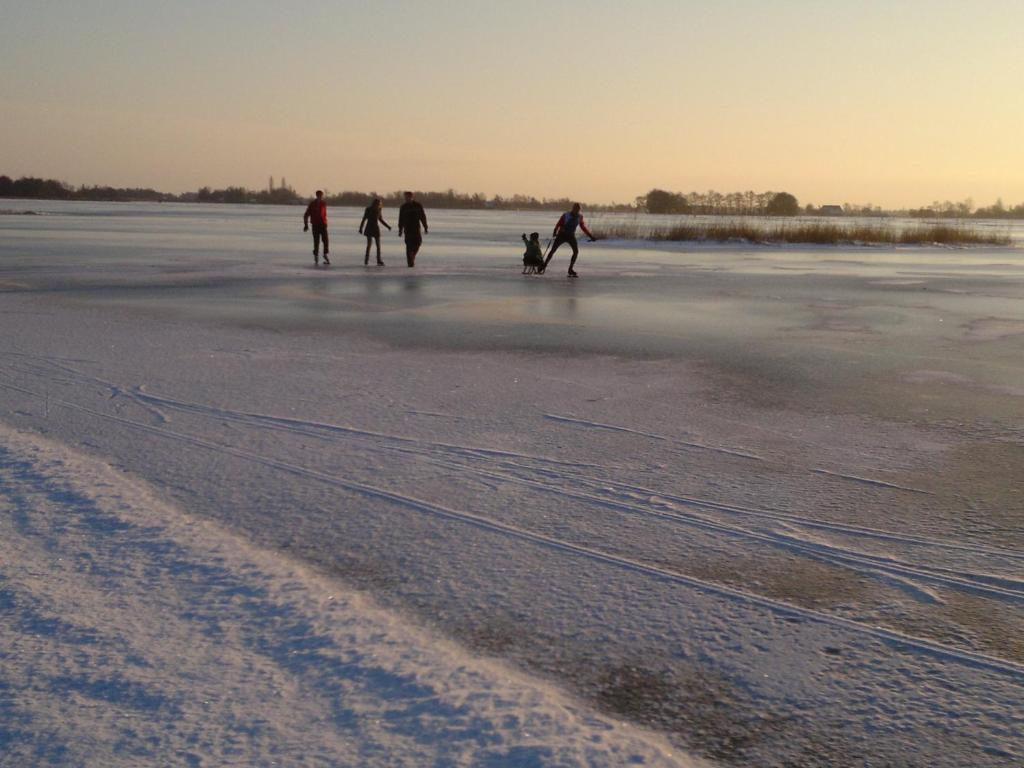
[540,202,595,277]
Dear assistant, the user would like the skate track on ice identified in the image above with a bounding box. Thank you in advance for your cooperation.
[1,351,1022,676]
[2,343,1023,766]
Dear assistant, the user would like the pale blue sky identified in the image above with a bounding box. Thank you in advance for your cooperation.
[2,1,1022,206]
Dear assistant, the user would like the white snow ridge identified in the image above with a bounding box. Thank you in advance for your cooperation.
[0,425,691,767]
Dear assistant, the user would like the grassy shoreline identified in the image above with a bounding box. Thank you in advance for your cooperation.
[591,220,1012,247]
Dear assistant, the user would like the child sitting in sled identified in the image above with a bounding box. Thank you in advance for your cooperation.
[521,232,545,274]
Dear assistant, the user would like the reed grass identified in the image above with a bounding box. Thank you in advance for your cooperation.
[591,220,1011,247]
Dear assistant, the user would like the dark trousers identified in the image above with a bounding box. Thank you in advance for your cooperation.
[543,234,578,269]
[404,232,422,267]
[312,225,329,255]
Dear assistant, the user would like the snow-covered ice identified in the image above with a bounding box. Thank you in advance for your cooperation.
[2,202,1023,766]
[0,425,688,767]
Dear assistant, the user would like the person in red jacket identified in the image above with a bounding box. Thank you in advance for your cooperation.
[302,190,330,266]
[540,202,595,277]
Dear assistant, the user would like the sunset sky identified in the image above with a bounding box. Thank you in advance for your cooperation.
[3,1,1022,208]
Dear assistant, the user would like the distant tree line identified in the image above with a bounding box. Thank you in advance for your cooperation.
[907,197,1024,220]
[0,175,171,202]
[802,198,1024,220]
[638,188,801,216]
[0,175,630,211]
[192,185,302,205]
[4,174,1024,218]
[320,189,635,212]
[0,175,307,205]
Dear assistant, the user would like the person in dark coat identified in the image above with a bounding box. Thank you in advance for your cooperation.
[397,191,428,267]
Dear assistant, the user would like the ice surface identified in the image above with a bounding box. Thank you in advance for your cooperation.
[2,201,1023,766]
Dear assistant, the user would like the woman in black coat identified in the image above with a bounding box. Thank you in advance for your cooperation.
[358,198,391,266]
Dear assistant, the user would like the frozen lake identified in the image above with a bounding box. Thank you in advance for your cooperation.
[2,200,1023,766]
[4,201,1024,420]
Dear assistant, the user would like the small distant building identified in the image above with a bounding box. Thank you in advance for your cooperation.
[820,205,844,216]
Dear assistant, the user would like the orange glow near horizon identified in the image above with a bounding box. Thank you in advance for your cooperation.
[2,1,1022,208]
